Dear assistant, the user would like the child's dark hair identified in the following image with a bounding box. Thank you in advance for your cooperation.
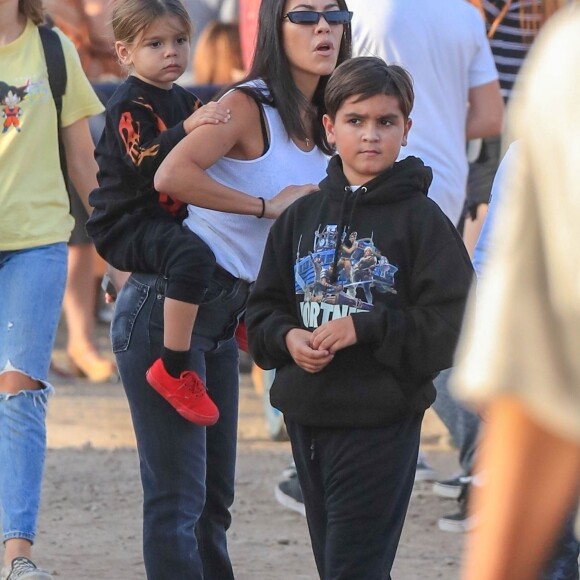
[112,0,192,45]
[325,57,414,121]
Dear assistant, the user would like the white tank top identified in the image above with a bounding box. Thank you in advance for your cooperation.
[184,80,328,282]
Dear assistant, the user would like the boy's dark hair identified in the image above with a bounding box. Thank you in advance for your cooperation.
[324,57,414,121]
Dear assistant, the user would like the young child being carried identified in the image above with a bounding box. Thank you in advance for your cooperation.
[246,56,474,577]
[87,0,231,426]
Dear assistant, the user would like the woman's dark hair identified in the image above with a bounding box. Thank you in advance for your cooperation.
[235,0,352,155]
[325,57,414,121]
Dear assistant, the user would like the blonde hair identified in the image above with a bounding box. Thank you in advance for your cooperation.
[112,0,192,45]
[193,21,243,85]
[470,0,568,37]
[19,0,44,25]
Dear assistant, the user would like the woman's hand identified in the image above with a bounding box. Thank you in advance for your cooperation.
[264,184,318,219]
[183,102,231,134]
[285,328,334,373]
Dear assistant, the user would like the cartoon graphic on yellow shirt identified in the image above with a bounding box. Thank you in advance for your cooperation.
[0,81,29,134]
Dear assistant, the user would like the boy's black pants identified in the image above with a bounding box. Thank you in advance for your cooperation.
[286,413,422,580]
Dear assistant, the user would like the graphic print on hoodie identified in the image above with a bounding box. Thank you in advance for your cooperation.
[246,154,475,427]
[295,224,399,329]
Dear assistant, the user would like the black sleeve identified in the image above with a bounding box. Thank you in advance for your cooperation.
[246,212,302,370]
[352,219,474,381]
[108,95,194,182]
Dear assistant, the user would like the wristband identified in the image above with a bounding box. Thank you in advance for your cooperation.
[257,196,266,219]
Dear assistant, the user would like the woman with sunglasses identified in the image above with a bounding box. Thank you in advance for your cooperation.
[110,1,351,577]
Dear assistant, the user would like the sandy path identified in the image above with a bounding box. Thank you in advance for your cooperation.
[31,325,465,579]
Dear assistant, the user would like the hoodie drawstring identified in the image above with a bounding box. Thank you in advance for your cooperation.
[329,186,366,284]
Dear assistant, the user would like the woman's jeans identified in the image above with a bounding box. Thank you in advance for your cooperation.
[0,243,67,542]
[112,270,250,580]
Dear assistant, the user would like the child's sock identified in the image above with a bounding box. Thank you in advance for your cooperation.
[161,347,190,378]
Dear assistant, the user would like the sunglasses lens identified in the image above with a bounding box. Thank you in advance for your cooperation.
[286,10,352,25]
[325,11,352,24]
[287,11,319,24]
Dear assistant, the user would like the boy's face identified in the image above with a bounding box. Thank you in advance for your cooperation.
[323,93,412,185]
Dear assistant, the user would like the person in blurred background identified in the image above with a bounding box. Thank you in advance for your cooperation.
[461,0,568,255]
[182,0,238,81]
[193,20,243,85]
[44,0,121,383]
[0,0,104,577]
[452,4,580,578]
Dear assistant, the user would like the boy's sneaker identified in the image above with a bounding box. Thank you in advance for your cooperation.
[146,358,219,426]
[275,476,306,517]
[1,557,53,580]
[281,462,297,479]
[437,483,477,533]
[433,474,471,499]
[414,453,437,482]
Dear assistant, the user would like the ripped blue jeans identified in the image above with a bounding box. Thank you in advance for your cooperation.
[0,243,67,542]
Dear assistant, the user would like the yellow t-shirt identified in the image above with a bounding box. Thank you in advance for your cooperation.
[0,20,104,250]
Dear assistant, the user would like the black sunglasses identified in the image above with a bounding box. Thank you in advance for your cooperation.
[282,10,353,25]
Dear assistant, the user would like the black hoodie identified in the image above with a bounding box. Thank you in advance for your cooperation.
[246,155,473,428]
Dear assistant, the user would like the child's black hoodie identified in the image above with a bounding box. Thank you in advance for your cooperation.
[246,155,474,428]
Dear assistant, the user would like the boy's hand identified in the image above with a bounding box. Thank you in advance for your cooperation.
[184,102,231,134]
[265,184,318,218]
[310,317,357,354]
[285,328,334,373]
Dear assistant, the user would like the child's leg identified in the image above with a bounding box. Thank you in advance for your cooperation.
[285,421,328,578]
[163,301,199,351]
[94,217,218,423]
[145,225,218,425]
[288,414,422,580]
[158,225,215,377]
[161,299,199,378]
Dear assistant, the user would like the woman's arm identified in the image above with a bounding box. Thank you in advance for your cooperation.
[154,90,317,219]
[61,116,99,212]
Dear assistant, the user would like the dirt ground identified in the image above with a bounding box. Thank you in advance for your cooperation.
[33,321,466,579]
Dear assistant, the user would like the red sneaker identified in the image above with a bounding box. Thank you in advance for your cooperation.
[146,358,219,426]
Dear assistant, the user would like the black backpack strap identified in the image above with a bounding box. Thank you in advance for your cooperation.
[38,25,69,187]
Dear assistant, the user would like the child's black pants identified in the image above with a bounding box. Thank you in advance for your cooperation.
[286,413,422,580]
[92,213,215,304]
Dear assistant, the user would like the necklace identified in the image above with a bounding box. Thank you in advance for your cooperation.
[305,137,311,147]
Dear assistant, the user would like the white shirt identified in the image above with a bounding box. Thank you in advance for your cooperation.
[452,4,580,445]
[349,0,498,225]
[184,81,328,281]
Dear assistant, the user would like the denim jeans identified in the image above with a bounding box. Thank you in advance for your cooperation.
[0,243,66,542]
[542,509,580,580]
[432,368,480,475]
[0,243,67,381]
[112,270,251,580]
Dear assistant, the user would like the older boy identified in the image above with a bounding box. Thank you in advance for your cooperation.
[246,57,473,579]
